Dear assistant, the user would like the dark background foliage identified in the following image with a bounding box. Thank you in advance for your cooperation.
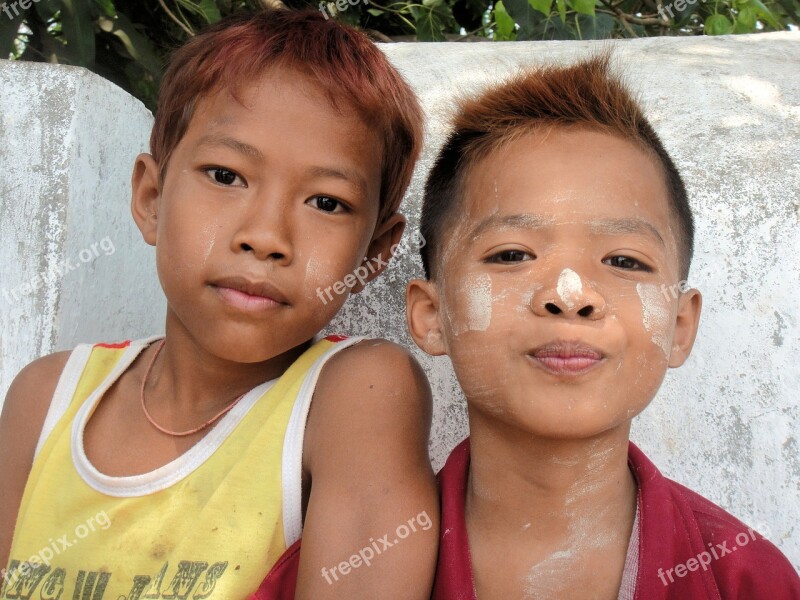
[1,0,797,110]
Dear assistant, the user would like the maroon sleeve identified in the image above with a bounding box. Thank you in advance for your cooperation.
[248,540,301,600]
[682,487,800,600]
[704,524,800,599]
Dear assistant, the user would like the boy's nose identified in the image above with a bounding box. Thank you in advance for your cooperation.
[231,201,294,264]
[530,268,606,320]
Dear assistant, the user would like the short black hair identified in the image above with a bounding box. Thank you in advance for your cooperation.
[419,53,694,281]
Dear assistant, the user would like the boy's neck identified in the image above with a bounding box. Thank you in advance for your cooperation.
[465,411,637,596]
[147,314,311,414]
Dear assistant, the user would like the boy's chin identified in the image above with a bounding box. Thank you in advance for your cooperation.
[469,395,650,441]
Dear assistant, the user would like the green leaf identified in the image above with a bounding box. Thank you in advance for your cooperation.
[61,0,96,67]
[576,12,615,36]
[414,0,448,40]
[704,13,733,33]
[0,14,22,58]
[91,0,117,18]
[98,13,162,78]
[774,0,800,20]
[569,0,595,16]
[34,0,62,21]
[529,0,554,15]
[735,4,757,28]
[176,0,223,24]
[367,7,384,15]
[556,0,567,21]
[505,0,544,36]
[744,0,783,28]
[531,13,573,37]
[494,0,517,38]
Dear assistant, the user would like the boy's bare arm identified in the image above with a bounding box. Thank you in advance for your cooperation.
[0,352,70,572]
[297,340,439,600]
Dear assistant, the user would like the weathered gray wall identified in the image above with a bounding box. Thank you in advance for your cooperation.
[1,33,798,569]
[0,61,163,402]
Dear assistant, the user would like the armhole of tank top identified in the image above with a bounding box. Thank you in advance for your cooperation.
[281,336,366,547]
[33,344,95,459]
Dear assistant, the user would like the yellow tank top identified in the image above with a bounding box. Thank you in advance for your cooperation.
[3,334,361,599]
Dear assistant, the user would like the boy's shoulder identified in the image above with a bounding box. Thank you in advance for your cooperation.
[304,334,433,471]
[1,349,73,565]
[2,350,73,431]
[320,336,425,380]
[667,477,799,593]
[628,442,800,598]
[1,338,141,458]
[0,341,118,470]
[308,335,431,429]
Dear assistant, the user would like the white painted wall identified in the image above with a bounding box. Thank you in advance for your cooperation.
[0,60,164,403]
[1,32,798,569]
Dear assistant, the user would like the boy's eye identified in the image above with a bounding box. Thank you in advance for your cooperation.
[487,250,533,263]
[307,195,347,213]
[604,255,649,271]
[205,168,245,187]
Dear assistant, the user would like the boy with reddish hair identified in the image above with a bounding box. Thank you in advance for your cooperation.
[0,9,438,600]
[406,54,800,598]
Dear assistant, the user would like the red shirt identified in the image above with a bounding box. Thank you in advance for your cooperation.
[247,437,800,599]
[248,539,300,600]
[432,438,800,600]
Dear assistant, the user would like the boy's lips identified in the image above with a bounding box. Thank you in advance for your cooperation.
[528,340,605,376]
[210,275,289,311]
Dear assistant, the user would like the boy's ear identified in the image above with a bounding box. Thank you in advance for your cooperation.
[406,279,447,357]
[131,153,161,247]
[668,288,702,368]
[349,212,406,294]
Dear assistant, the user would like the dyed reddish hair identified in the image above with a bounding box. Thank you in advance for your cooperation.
[151,9,423,223]
[420,53,693,279]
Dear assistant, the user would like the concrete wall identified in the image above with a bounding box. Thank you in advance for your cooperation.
[0,61,164,402]
[1,32,798,569]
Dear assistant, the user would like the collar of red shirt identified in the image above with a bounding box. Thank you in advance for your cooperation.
[432,437,800,600]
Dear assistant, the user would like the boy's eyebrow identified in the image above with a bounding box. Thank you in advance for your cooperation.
[469,213,665,248]
[587,217,666,248]
[306,165,368,197]
[196,134,367,196]
[197,133,264,159]
[470,213,555,239]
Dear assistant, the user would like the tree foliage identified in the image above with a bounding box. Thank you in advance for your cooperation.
[1,0,797,109]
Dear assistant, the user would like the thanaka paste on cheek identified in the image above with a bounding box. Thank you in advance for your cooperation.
[454,274,492,334]
[303,253,327,298]
[515,285,542,316]
[636,282,672,358]
[201,224,217,267]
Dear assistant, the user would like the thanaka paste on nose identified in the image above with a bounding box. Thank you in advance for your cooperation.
[556,268,583,310]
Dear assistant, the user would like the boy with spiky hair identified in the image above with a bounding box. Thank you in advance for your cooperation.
[0,9,438,600]
[406,54,800,598]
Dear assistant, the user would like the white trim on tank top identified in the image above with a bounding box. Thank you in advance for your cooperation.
[281,335,365,546]
[33,332,365,542]
[67,336,281,496]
